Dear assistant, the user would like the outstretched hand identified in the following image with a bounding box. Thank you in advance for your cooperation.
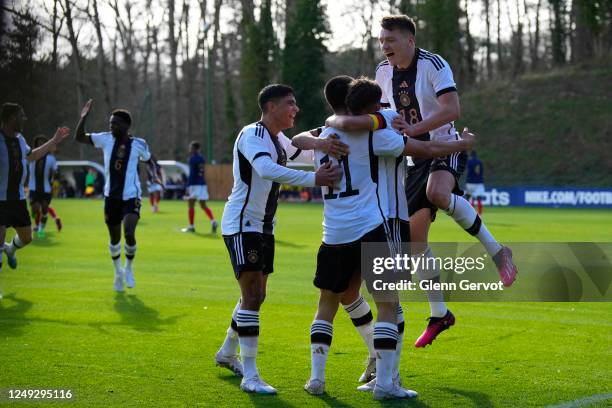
[80,99,93,119]
[320,134,349,158]
[315,161,343,188]
[460,127,476,149]
[52,127,71,144]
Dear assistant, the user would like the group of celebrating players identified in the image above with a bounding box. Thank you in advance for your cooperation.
[214,15,517,400]
[0,14,517,400]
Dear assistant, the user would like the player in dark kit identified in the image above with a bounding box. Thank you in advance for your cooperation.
[465,151,485,214]
[181,141,217,233]
[75,99,162,291]
[1,103,70,276]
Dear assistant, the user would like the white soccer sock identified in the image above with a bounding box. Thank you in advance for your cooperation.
[236,309,260,379]
[6,235,24,255]
[394,305,405,378]
[109,242,122,271]
[219,299,241,356]
[343,295,376,358]
[310,319,333,381]
[124,244,137,268]
[445,194,502,256]
[373,322,398,389]
[418,248,448,318]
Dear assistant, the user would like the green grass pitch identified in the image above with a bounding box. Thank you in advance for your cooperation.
[1,200,611,407]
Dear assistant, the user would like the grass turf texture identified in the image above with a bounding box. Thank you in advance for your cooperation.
[1,199,611,407]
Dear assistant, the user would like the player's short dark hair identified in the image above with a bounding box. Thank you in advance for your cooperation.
[1,103,22,123]
[190,141,201,150]
[33,135,48,147]
[346,77,382,115]
[324,76,353,112]
[381,14,416,36]
[258,84,295,112]
[111,109,132,126]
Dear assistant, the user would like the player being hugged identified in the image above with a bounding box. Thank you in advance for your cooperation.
[74,99,162,292]
[215,84,341,395]
[181,141,217,233]
[1,103,70,276]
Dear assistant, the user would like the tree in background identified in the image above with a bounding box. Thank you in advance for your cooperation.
[282,0,329,132]
[240,0,279,123]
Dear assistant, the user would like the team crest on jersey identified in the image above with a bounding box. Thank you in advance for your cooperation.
[247,249,259,263]
[399,92,411,107]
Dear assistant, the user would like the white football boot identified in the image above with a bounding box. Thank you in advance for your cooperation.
[240,376,277,394]
[215,351,243,377]
[304,379,325,395]
[113,268,124,292]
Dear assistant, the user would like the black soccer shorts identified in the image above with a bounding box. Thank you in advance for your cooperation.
[29,191,52,207]
[104,197,141,226]
[0,200,31,228]
[406,151,467,221]
[314,223,388,294]
[223,232,275,279]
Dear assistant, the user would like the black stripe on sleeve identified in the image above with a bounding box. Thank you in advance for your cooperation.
[288,149,302,161]
[380,102,391,108]
[253,152,271,161]
[436,87,457,97]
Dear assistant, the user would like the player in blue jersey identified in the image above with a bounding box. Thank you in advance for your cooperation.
[181,141,217,233]
[465,151,485,214]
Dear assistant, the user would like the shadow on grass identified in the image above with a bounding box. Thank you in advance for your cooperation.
[275,239,305,249]
[0,293,33,337]
[30,237,60,247]
[438,387,493,407]
[193,231,220,240]
[217,375,299,408]
[111,293,181,332]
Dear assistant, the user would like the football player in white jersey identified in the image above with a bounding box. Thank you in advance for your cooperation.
[75,100,162,292]
[215,84,342,395]
[1,103,69,277]
[300,77,473,399]
[375,15,517,347]
[28,135,59,238]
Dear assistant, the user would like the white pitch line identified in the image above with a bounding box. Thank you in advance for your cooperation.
[546,393,612,408]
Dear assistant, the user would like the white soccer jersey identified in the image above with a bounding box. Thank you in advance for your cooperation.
[221,122,316,236]
[314,126,405,245]
[375,48,457,142]
[29,153,57,194]
[376,109,409,221]
[90,132,151,200]
[0,132,31,201]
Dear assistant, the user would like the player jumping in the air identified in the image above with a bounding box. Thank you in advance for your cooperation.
[374,15,517,347]
[215,84,342,395]
[181,141,217,233]
[1,103,69,276]
[75,99,162,292]
[28,135,60,238]
[301,77,473,399]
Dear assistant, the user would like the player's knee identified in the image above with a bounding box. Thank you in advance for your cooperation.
[426,187,450,209]
[124,234,136,246]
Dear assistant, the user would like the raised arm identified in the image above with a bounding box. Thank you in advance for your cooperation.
[251,154,340,187]
[404,127,474,158]
[325,114,375,131]
[28,127,70,162]
[75,99,94,144]
[291,130,349,158]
